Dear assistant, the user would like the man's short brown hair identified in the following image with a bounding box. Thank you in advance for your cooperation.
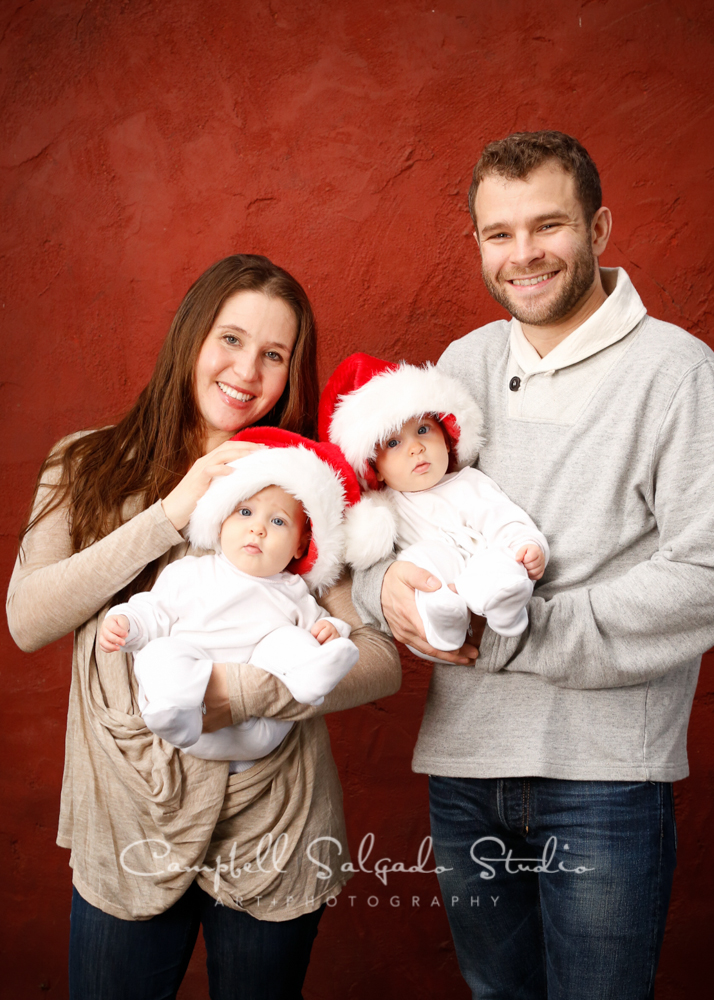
[468,130,602,227]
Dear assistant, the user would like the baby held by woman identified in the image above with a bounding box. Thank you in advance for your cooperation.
[319,353,549,651]
[99,430,361,769]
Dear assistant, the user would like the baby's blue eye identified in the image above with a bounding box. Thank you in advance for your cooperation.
[386,439,399,449]
[417,425,429,435]
[271,517,285,527]
[239,508,251,517]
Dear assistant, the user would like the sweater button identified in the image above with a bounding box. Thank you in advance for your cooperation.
[509,376,521,391]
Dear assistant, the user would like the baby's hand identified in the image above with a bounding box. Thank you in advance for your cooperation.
[99,614,130,652]
[516,544,546,581]
[311,620,340,644]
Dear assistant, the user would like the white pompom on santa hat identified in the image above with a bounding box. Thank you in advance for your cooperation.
[317,352,484,570]
[188,427,361,593]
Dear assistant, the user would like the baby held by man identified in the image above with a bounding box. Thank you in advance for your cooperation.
[100,356,547,761]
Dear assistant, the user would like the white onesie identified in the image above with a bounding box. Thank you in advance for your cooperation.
[386,467,549,646]
[108,553,358,769]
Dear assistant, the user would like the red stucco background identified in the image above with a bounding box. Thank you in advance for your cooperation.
[2,1,713,996]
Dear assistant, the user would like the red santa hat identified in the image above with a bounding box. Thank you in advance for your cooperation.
[187,427,361,593]
[318,352,484,491]
[317,353,484,570]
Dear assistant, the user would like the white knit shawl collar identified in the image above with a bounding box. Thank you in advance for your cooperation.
[508,267,647,375]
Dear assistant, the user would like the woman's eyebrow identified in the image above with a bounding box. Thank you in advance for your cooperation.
[217,324,292,352]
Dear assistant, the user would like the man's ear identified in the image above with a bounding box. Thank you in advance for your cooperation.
[591,205,612,258]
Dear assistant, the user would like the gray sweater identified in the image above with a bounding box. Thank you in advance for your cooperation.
[353,269,714,781]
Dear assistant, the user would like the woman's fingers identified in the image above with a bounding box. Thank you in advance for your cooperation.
[162,441,265,530]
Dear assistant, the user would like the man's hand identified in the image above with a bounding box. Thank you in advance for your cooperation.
[311,620,340,644]
[516,544,546,581]
[381,561,480,664]
[202,663,233,733]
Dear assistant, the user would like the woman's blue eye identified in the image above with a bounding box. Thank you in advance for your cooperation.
[265,351,283,362]
[224,335,240,346]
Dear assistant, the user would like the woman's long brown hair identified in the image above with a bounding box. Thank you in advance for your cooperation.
[19,254,319,597]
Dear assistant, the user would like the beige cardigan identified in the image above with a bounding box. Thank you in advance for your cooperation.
[6,455,401,922]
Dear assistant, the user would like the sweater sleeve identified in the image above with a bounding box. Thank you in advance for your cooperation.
[350,557,395,634]
[6,450,185,653]
[224,573,401,723]
[481,360,714,688]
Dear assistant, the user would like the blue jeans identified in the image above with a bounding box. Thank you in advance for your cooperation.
[429,777,677,1000]
[69,882,324,1000]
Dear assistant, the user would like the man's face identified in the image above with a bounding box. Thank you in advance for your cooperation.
[474,162,598,327]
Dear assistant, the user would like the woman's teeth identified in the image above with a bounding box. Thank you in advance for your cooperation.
[218,382,254,401]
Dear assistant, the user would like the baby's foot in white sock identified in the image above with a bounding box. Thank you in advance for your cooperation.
[415,584,470,651]
[142,705,203,749]
[482,577,534,637]
[249,626,359,705]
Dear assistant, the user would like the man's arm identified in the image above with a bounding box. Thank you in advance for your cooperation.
[352,558,481,664]
[480,359,714,689]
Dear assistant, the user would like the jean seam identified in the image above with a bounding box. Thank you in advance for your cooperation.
[496,778,506,828]
[536,877,548,996]
[644,783,666,996]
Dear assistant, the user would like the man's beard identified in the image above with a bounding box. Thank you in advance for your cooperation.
[482,241,597,326]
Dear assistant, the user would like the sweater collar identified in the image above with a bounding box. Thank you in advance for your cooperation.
[508,267,647,374]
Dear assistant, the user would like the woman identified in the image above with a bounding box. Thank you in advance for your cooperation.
[7,254,400,1000]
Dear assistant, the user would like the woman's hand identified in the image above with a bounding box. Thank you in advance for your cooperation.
[202,663,233,733]
[381,561,482,664]
[161,440,264,531]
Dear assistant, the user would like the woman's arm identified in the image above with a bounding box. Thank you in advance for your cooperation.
[6,467,184,652]
[6,437,263,653]
[218,573,402,725]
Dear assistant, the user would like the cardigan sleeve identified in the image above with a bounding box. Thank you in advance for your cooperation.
[6,448,185,653]
[224,573,402,723]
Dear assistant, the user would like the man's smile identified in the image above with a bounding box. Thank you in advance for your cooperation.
[509,271,559,287]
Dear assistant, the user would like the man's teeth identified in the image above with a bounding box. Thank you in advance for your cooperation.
[511,273,555,286]
[218,382,254,401]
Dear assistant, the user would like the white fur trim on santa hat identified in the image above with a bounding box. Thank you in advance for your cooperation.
[187,447,348,593]
[343,492,399,570]
[329,363,484,486]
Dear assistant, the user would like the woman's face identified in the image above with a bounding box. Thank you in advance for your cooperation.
[195,290,298,452]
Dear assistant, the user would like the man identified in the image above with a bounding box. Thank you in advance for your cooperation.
[353,131,714,999]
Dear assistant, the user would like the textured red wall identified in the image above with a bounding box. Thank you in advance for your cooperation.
[2,1,713,996]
